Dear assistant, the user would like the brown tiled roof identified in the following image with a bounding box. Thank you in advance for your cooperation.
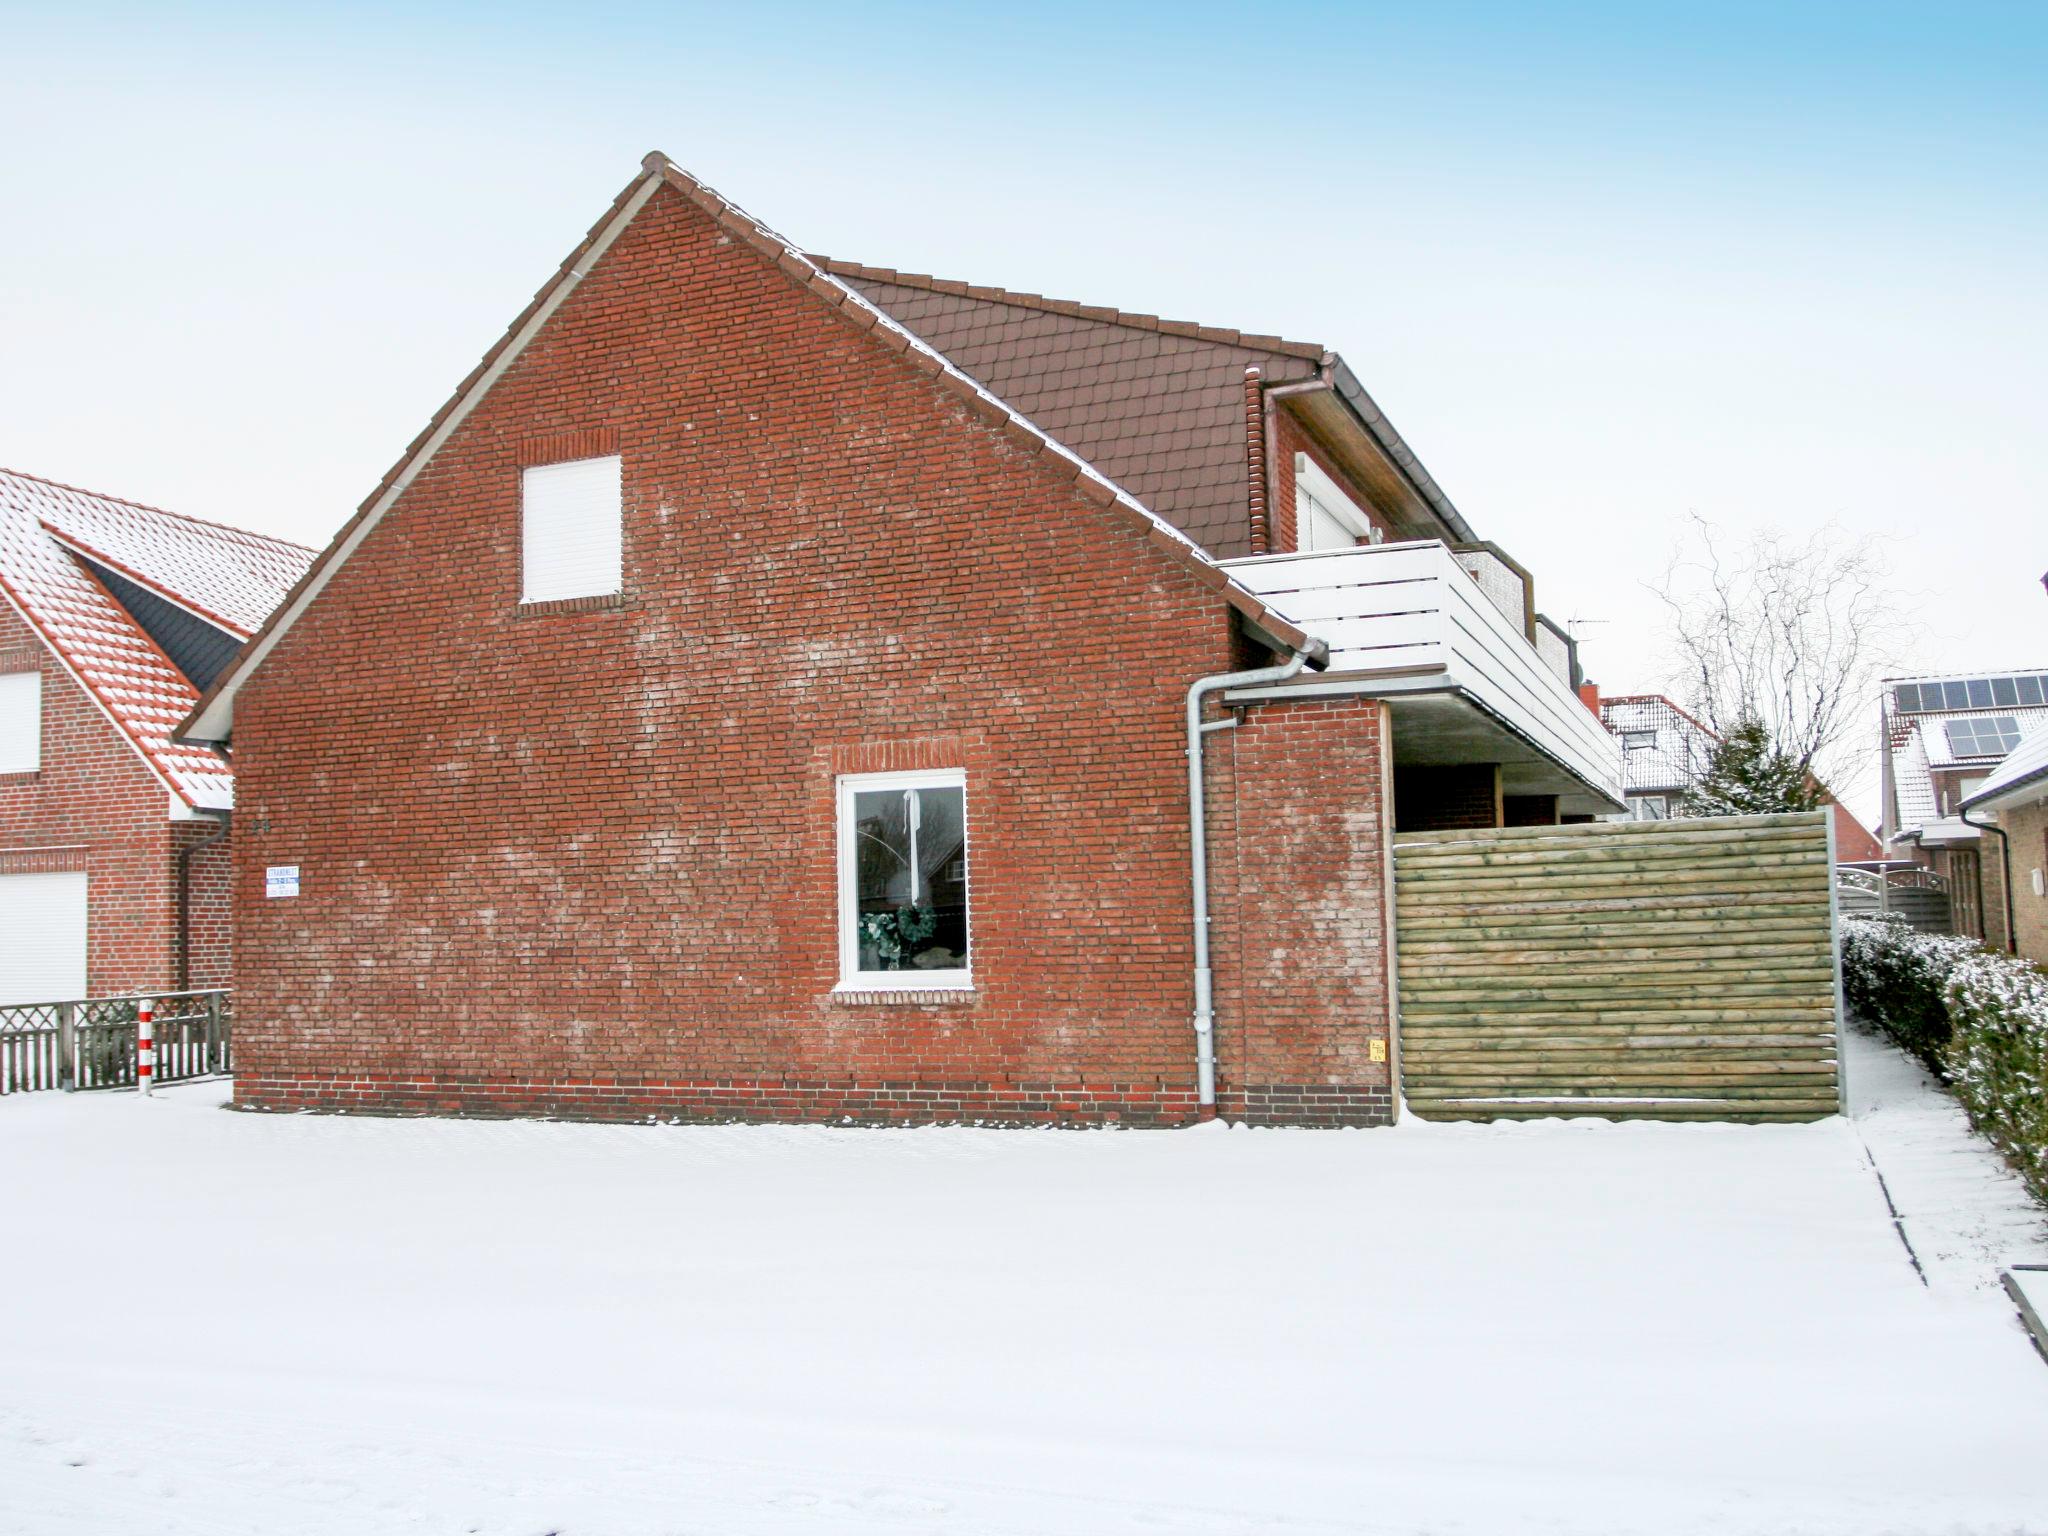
[817,260,1327,559]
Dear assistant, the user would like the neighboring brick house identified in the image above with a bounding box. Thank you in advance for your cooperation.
[1883,669,2048,949]
[0,469,312,1004]
[1583,685,1883,859]
[1960,722,2048,964]
[181,153,1623,1128]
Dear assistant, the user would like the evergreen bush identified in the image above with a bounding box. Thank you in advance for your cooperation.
[1838,914,1976,1074]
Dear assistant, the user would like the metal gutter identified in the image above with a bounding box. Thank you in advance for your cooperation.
[1959,802,2019,954]
[1323,354,1476,543]
[1185,641,1327,1115]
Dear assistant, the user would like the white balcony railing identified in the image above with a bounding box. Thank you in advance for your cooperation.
[1222,539,1625,805]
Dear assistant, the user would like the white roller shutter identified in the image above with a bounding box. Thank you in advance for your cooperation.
[0,672,40,773]
[521,455,622,603]
[0,871,87,1005]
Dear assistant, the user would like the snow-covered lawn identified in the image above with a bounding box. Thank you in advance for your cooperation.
[3,1035,2046,1535]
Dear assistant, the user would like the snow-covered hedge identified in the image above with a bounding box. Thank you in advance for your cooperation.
[1943,951,2048,1204]
[1838,915,1977,1074]
[1840,914,2048,1204]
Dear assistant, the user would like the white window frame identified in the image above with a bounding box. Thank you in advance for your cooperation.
[1294,453,1382,552]
[520,453,623,605]
[836,768,972,992]
[0,671,41,773]
[1632,794,1670,821]
[1620,729,1657,752]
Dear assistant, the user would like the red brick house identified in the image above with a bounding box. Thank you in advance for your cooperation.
[182,154,1623,1126]
[0,469,311,1004]
[1881,669,2048,948]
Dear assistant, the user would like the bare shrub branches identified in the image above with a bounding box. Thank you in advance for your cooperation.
[1653,514,1910,797]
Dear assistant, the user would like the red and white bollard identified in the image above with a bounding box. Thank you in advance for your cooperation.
[136,997,154,1097]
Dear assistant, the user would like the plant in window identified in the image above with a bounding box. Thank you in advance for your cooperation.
[842,775,969,981]
[858,903,936,969]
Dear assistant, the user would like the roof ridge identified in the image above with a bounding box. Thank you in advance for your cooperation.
[1597,692,1719,740]
[1883,667,2048,684]
[180,154,1323,745]
[809,257,1330,363]
[0,464,317,555]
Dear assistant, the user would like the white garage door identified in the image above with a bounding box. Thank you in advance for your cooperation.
[0,871,88,1005]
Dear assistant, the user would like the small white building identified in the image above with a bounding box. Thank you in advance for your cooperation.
[1592,693,1718,821]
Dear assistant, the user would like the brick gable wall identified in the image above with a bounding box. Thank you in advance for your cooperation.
[837,276,1322,560]
[0,603,181,996]
[228,181,1395,1126]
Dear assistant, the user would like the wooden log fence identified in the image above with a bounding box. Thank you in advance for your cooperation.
[1393,812,1841,1123]
[0,991,232,1096]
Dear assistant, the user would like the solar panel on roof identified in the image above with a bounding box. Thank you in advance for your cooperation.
[1944,716,2024,758]
[1891,674,2048,715]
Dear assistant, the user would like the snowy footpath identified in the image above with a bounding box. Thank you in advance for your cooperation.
[3,1033,2046,1535]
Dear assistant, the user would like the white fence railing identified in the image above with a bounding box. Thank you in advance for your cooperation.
[0,990,231,1096]
[1834,868,1951,933]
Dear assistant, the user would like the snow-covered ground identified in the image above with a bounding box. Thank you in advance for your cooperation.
[3,1034,2046,1535]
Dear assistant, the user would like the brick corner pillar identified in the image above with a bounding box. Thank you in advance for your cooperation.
[1209,694,1396,1127]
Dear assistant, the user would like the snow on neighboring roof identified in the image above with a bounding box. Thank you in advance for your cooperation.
[0,468,312,810]
[1597,695,1716,796]
[34,479,311,636]
[1961,719,2048,814]
[1885,694,2048,837]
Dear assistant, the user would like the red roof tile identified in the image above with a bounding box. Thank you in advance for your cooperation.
[0,468,313,809]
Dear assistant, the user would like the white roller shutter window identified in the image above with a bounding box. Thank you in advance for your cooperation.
[0,870,86,1005]
[521,454,623,604]
[0,672,40,773]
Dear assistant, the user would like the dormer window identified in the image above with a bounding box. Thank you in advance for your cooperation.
[1620,729,1656,752]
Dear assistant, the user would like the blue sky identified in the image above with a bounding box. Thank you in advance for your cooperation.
[3,2,2043,808]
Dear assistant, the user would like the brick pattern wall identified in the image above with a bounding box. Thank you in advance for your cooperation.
[173,820,233,989]
[0,606,177,996]
[834,275,1321,559]
[229,180,1396,1127]
[1394,764,1501,833]
[1212,696,1395,1125]
[2003,800,2048,966]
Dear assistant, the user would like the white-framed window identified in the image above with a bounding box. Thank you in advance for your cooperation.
[836,768,971,990]
[1294,453,1382,553]
[0,671,41,773]
[1631,794,1670,821]
[521,454,622,603]
[1620,729,1657,751]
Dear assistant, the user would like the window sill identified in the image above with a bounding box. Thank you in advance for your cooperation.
[828,983,978,1008]
[513,591,626,617]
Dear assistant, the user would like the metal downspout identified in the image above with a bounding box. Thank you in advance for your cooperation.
[1186,646,1320,1116]
[1959,804,2017,953]
[177,810,231,990]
